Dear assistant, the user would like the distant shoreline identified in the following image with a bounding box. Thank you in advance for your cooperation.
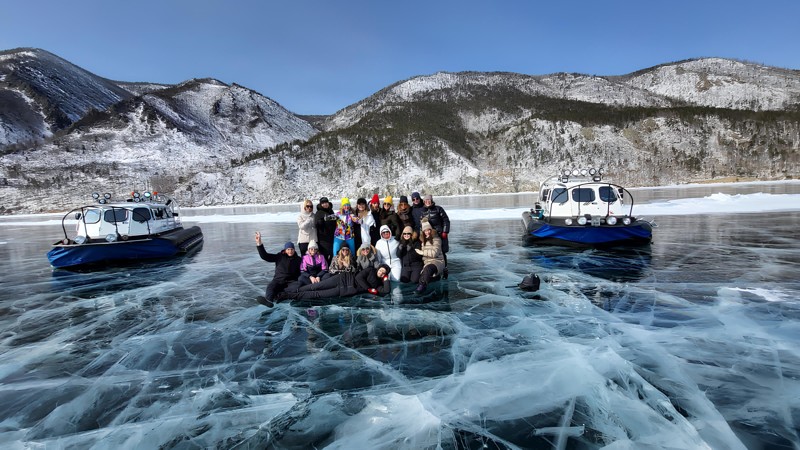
[1,179,798,218]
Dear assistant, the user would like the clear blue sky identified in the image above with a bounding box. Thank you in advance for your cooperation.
[2,0,798,115]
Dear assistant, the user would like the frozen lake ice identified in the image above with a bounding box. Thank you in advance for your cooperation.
[1,181,799,449]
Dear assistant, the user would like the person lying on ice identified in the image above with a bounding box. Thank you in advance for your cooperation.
[279,263,392,301]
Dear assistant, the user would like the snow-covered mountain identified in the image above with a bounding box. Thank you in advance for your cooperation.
[0,48,132,148]
[621,58,800,110]
[195,58,797,207]
[1,49,798,214]
[0,48,318,213]
[326,58,800,131]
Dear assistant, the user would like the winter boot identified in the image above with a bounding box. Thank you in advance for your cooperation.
[257,296,274,308]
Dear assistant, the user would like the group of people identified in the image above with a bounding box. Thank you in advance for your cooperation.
[255,192,451,307]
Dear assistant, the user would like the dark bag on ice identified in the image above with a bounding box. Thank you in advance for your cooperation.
[518,273,540,292]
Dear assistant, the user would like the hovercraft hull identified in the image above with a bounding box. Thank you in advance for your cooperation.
[48,226,203,269]
[523,212,651,247]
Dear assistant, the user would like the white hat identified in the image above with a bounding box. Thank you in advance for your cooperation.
[308,239,318,249]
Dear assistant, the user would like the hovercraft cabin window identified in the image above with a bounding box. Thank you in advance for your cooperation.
[571,188,596,202]
[599,186,618,202]
[83,209,101,224]
[152,207,169,219]
[103,209,128,223]
[132,207,151,223]
[551,188,568,204]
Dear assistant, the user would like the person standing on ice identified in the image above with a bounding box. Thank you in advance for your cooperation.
[375,224,402,281]
[296,199,317,256]
[255,232,301,307]
[314,197,336,264]
[410,191,425,232]
[353,197,374,251]
[379,195,403,237]
[395,195,414,231]
[332,197,360,257]
[368,194,382,245]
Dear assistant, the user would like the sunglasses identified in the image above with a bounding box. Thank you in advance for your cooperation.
[304,205,313,209]
[402,233,411,236]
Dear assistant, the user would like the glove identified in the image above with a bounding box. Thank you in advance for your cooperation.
[367,288,378,295]
[415,249,423,255]
[382,275,389,281]
[441,232,448,239]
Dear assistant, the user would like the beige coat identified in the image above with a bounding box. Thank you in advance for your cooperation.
[417,236,445,273]
[297,202,317,244]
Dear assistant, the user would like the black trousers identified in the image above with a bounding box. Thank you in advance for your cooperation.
[419,264,439,285]
[400,263,423,284]
[285,273,358,300]
[265,278,291,301]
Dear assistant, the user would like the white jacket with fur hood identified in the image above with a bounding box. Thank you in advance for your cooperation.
[376,225,402,281]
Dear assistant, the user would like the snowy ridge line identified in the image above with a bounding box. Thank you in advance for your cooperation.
[1,193,799,226]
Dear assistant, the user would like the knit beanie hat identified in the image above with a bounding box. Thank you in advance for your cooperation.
[307,240,318,249]
[384,195,393,204]
[357,197,367,205]
[411,192,421,200]
[360,241,372,250]
[423,194,433,201]
[319,197,330,204]
[370,194,380,205]
[284,241,295,250]
[341,197,350,207]
[399,195,409,204]
[421,221,432,232]
[378,263,391,274]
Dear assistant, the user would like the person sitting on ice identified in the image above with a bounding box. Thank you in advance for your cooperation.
[375,224,402,282]
[329,246,358,275]
[415,221,445,293]
[255,232,301,307]
[297,240,328,286]
[356,241,379,271]
[397,226,423,284]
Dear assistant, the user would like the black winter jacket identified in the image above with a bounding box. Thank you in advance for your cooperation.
[258,245,301,282]
[418,203,450,234]
[398,239,423,269]
[314,205,337,244]
[355,267,391,294]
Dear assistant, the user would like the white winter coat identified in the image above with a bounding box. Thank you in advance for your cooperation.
[358,210,375,244]
[375,225,402,281]
[297,204,317,244]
